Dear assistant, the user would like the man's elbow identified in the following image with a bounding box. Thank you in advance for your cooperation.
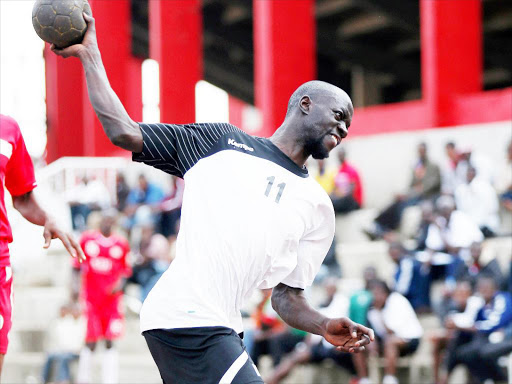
[110,132,142,152]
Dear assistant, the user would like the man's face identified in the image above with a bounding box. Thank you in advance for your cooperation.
[477,279,496,303]
[388,245,402,264]
[470,242,482,262]
[418,144,427,159]
[371,286,387,309]
[466,167,476,183]
[452,283,471,310]
[302,92,353,160]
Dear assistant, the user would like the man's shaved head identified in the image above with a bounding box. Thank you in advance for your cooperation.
[286,80,350,117]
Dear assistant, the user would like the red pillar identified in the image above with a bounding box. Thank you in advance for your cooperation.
[420,0,482,127]
[253,0,316,137]
[83,0,142,157]
[44,45,85,162]
[149,0,202,124]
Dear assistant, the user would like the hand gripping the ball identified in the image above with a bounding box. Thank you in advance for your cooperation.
[51,13,98,60]
[323,317,375,353]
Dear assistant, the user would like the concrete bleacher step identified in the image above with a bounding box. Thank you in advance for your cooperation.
[2,351,161,384]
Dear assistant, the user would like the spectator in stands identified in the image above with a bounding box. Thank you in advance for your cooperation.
[314,159,337,196]
[248,290,306,369]
[155,176,184,238]
[451,241,504,290]
[66,175,111,232]
[365,142,440,239]
[266,280,358,384]
[115,173,130,212]
[123,174,164,232]
[359,280,423,384]
[454,165,499,237]
[331,147,363,214]
[425,195,483,255]
[127,224,171,301]
[497,140,512,212]
[414,200,435,251]
[430,280,478,384]
[443,275,512,384]
[455,146,494,188]
[349,266,377,328]
[441,141,460,195]
[41,303,85,384]
[388,241,431,312]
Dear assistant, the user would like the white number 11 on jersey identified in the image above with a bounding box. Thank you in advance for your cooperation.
[264,176,286,203]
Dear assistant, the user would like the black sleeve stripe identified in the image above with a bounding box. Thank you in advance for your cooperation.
[133,122,244,178]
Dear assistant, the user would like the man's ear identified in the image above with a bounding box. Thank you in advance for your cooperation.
[299,95,312,115]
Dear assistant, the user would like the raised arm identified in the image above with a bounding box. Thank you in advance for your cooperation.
[51,14,142,153]
[271,283,374,353]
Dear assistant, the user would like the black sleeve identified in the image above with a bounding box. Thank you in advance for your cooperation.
[132,122,243,178]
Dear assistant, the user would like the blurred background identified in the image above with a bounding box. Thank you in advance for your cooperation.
[1,0,511,383]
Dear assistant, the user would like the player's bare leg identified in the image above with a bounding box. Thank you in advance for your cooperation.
[0,353,4,382]
[382,336,407,384]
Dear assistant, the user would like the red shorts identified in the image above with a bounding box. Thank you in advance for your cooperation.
[84,296,124,343]
[0,265,13,354]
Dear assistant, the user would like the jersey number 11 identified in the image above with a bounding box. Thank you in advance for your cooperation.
[264,176,286,203]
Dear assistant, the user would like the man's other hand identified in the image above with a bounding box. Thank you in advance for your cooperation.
[323,317,375,353]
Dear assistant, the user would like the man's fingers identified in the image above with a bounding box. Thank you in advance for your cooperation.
[355,334,371,348]
[336,345,366,354]
[83,13,94,26]
[55,231,77,258]
[354,324,375,341]
[43,228,52,249]
[69,235,85,262]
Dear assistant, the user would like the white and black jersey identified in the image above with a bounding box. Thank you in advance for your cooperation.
[134,122,335,334]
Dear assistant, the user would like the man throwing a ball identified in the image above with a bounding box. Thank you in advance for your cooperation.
[52,12,374,383]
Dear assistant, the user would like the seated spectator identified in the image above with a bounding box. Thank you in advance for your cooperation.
[388,241,431,312]
[356,280,423,384]
[41,303,85,384]
[155,176,184,238]
[266,282,358,384]
[365,142,440,239]
[123,174,164,232]
[66,175,111,232]
[424,195,483,255]
[455,146,494,189]
[247,290,306,369]
[127,224,171,301]
[451,241,504,290]
[331,148,363,214]
[441,141,460,195]
[314,159,337,195]
[442,275,512,384]
[497,140,512,212]
[454,165,499,237]
[431,280,482,384]
[414,200,435,251]
[115,173,130,212]
[349,266,377,327]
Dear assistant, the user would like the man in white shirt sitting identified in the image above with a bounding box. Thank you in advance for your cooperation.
[360,280,423,384]
[454,165,500,237]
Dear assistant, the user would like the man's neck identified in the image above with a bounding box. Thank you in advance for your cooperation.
[270,123,308,167]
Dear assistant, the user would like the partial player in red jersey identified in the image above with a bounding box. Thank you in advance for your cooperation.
[72,211,131,384]
[0,114,85,378]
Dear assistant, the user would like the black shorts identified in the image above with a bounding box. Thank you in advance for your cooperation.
[143,326,264,384]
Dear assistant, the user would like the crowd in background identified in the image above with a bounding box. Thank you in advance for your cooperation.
[41,139,512,384]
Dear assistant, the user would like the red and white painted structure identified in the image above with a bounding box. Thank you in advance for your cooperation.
[44,0,511,162]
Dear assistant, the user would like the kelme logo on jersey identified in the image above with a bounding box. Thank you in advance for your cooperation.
[228,138,254,152]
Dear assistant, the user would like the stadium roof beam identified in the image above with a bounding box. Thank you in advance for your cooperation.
[337,13,391,38]
[317,35,420,88]
[361,0,419,32]
[316,0,354,18]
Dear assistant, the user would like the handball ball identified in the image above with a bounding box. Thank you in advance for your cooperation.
[32,0,92,48]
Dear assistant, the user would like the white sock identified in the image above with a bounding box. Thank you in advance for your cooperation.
[102,348,119,384]
[382,374,399,384]
[76,347,92,384]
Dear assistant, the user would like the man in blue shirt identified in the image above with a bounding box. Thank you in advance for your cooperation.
[454,275,512,383]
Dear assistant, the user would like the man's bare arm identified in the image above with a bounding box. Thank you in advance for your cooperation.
[12,191,85,262]
[271,283,374,353]
[51,14,142,153]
